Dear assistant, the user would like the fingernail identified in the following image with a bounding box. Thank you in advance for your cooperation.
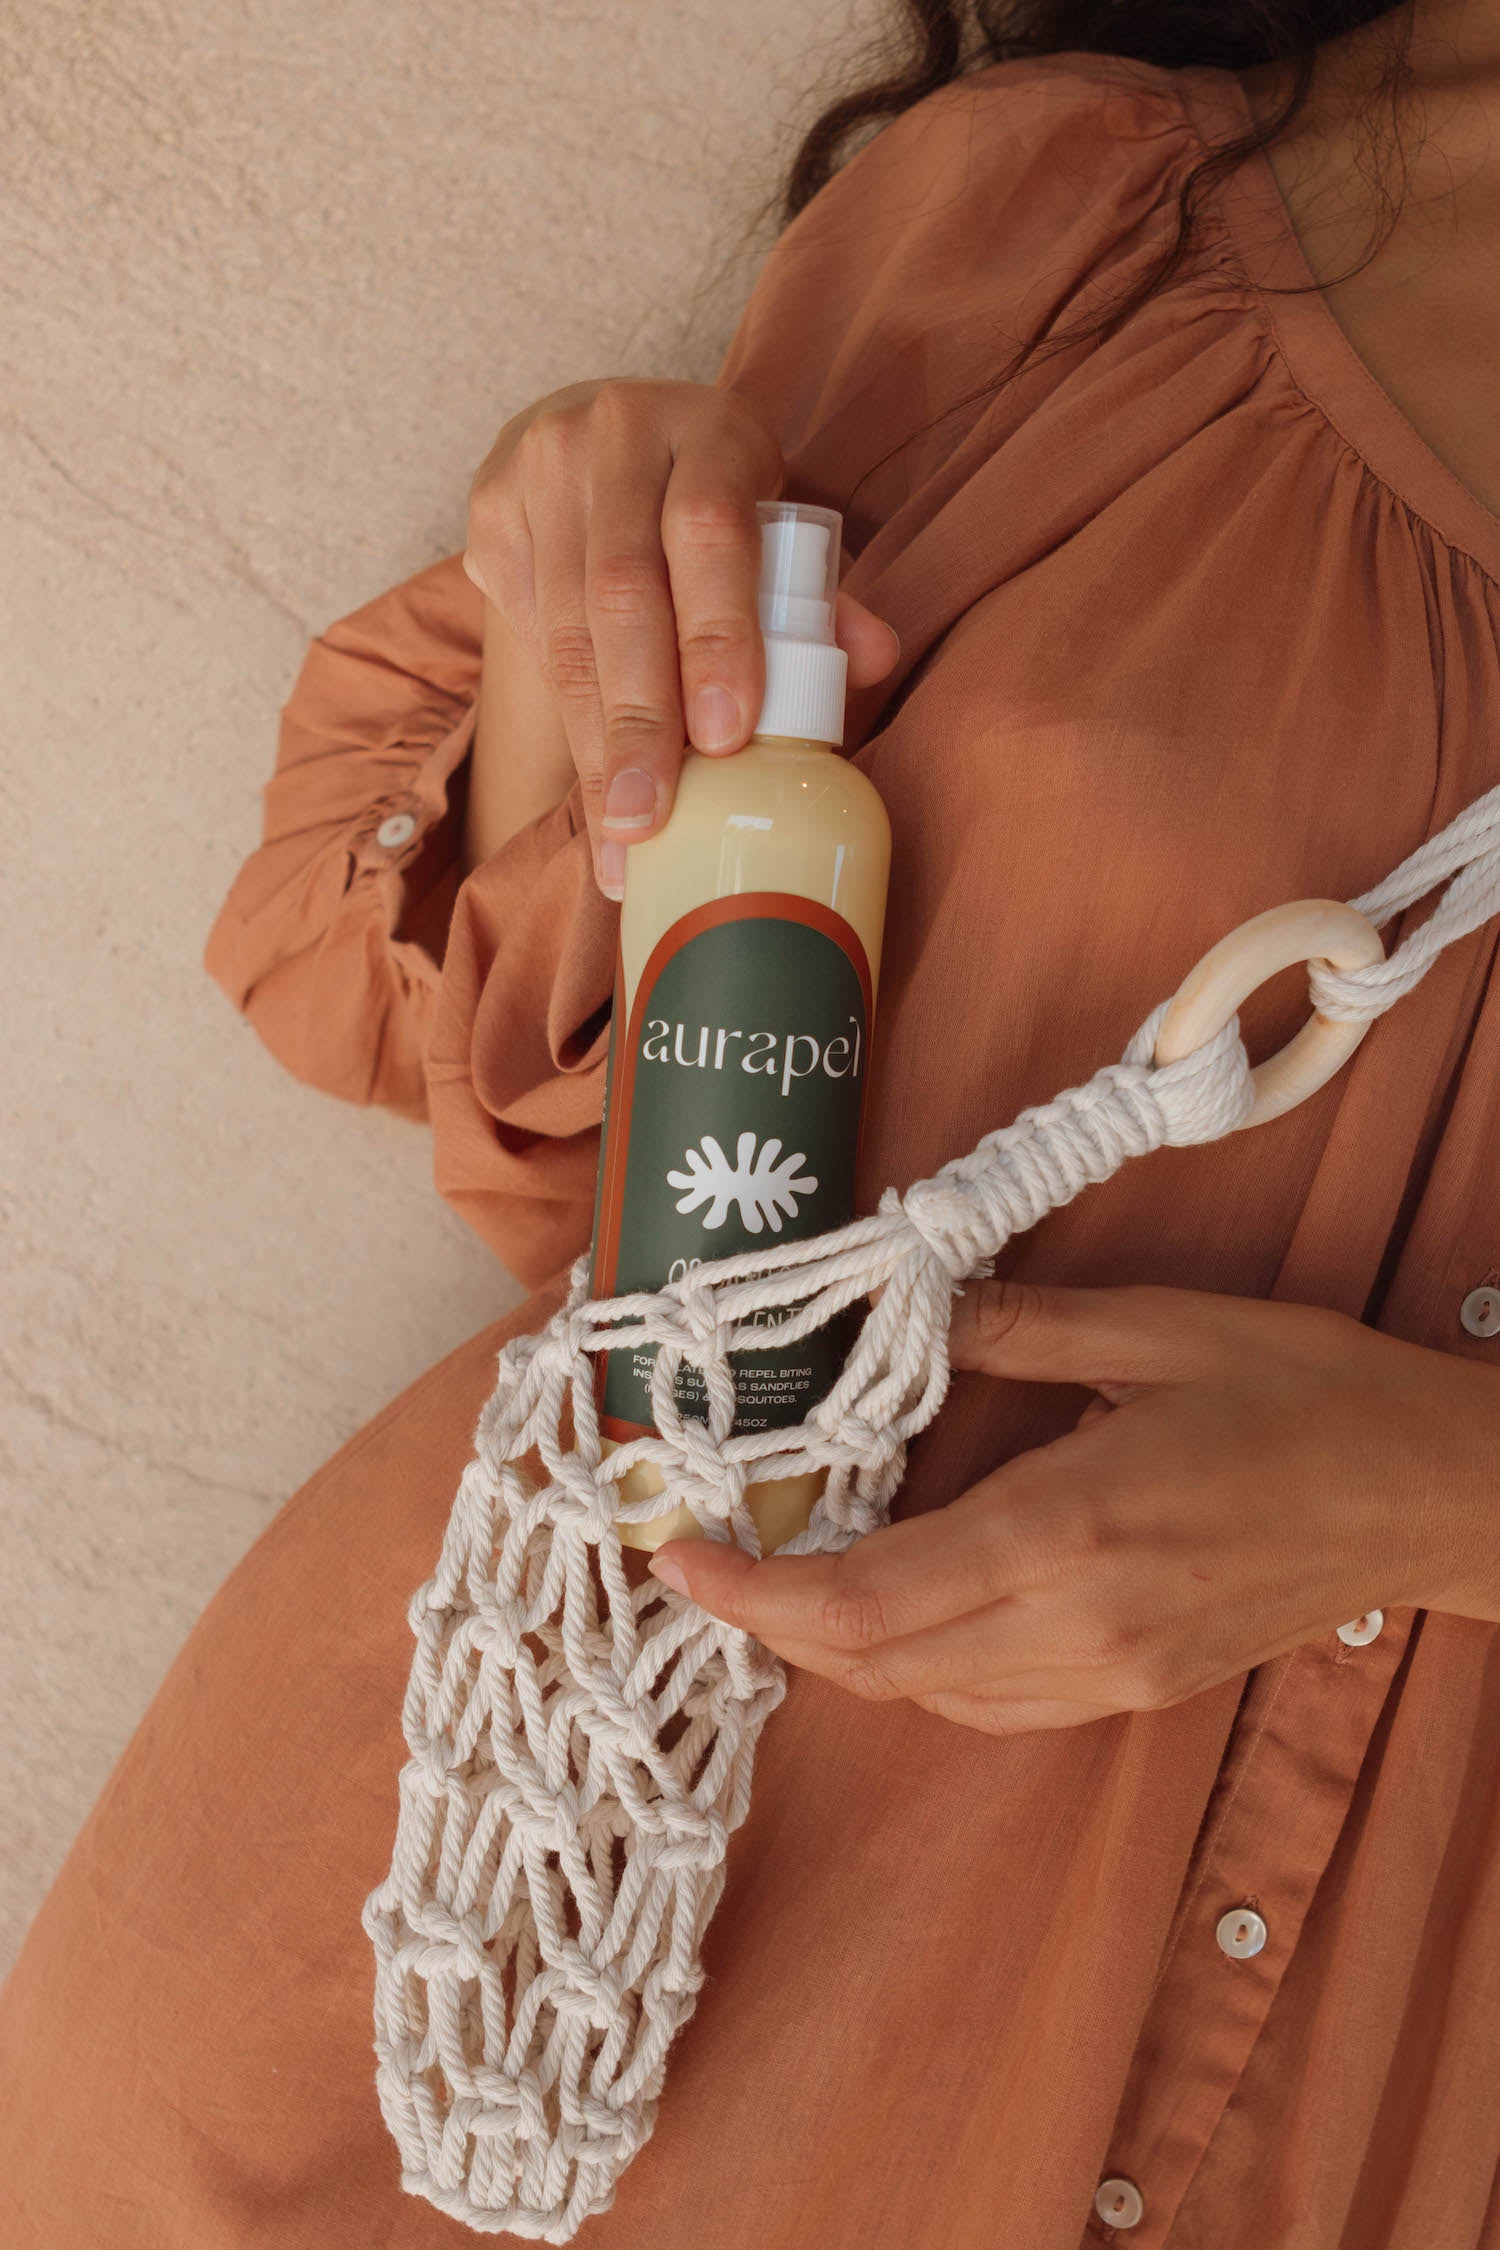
[688,685,740,751]
[648,1554,690,1594]
[603,767,658,831]
[597,839,627,899]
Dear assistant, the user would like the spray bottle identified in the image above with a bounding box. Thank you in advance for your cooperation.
[588,500,891,1552]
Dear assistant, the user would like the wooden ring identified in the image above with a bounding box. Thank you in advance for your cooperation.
[1154,899,1386,1130]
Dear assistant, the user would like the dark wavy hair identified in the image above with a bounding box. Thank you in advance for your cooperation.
[762,2,1415,502]
[780,1,1410,225]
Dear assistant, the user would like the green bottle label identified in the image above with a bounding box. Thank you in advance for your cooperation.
[590,892,873,1438]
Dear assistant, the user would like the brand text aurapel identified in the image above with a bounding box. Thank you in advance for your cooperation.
[640,1015,863,1098]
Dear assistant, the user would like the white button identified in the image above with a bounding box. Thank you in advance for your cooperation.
[1094,2177,1144,2230]
[1337,1609,1384,1647]
[376,812,417,850]
[1460,1286,1500,1340]
[1215,1907,1268,1959]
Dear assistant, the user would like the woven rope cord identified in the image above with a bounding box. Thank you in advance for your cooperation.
[363,783,1500,2242]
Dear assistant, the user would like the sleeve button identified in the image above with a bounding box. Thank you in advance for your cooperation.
[376,812,418,851]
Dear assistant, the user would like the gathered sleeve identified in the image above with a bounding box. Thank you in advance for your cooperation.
[424,797,616,1286]
[715,56,1201,545]
[203,542,619,1287]
[204,554,484,1122]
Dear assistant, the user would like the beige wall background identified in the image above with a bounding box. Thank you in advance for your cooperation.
[1,0,882,1970]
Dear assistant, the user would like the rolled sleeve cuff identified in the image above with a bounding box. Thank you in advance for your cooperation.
[205,691,478,1123]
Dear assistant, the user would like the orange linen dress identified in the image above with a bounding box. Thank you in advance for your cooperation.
[4,54,1500,2250]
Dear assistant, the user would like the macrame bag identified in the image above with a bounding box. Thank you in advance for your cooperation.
[363,783,1500,2242]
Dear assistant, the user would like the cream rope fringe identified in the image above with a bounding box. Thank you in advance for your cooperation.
[363,785,1500,2242]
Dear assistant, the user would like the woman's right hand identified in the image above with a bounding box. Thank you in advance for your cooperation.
[462,377,901,898]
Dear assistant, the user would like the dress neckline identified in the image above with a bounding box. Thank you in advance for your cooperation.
[1176,63,1500,587]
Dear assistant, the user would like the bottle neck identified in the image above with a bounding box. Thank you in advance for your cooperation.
[746,730,838,754]
[754,633,848,747]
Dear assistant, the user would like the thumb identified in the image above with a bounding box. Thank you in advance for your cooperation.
[947,1279,1214,1392]
[646,1536,756,1615]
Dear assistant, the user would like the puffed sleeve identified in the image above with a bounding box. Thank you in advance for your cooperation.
[713,55,1204,544]
[204,553,483,1122]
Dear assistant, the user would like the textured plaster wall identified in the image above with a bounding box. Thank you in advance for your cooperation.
[0,0,878,1970]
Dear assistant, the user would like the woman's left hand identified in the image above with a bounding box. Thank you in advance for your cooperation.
[647,1281,1500,1735]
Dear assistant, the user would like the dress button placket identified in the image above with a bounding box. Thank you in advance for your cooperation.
[1092,1617,1412,2240]
[1094,2176,1145,2230]
[1215,1906,1268,1959]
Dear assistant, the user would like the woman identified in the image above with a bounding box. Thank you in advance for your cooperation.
[3,2,1498,2244]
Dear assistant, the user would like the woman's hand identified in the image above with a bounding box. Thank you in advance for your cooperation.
[647,1281,1500,1735]
[462,377,901,895]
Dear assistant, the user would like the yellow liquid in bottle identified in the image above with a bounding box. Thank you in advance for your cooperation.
[596,732,890,1553]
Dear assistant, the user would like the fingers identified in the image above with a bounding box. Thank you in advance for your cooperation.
[584,432,693,889]
[466,377,903,904]
[661,424,780,758]
[748,1597,1028,1703]
[837,591,902,688]
[522,469,622,876]
[947,1278,1220,1394]
[917,1691,1120,1738]
[650,1480,1037,1657]
[648,1513,1116,1714]
[643,1428,1216,1725]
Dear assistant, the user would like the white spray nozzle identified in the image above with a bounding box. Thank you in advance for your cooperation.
[757,502,839,644]
[752,500,848,745]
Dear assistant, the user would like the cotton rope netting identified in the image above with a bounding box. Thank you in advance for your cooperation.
[363,785,1500,2242]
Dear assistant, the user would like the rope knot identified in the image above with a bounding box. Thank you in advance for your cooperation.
[661,1419,744,1522]
[464,2067,548,2144]
[407,1904,490,1981]
[654,1812,729,1875]
[821,1407,902,1478]
[548,1957,626,2028]
[892,1176,992,1279]
[1126,1006,1255,1144]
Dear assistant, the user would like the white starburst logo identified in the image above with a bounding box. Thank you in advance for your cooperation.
[666,1131,819,1234]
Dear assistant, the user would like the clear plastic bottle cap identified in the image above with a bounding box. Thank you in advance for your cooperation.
[758,500,840,643]
[752,500,848,745]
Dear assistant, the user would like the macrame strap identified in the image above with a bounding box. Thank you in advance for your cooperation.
[1313,784,1500,1018]
[363,781,1500,2244]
